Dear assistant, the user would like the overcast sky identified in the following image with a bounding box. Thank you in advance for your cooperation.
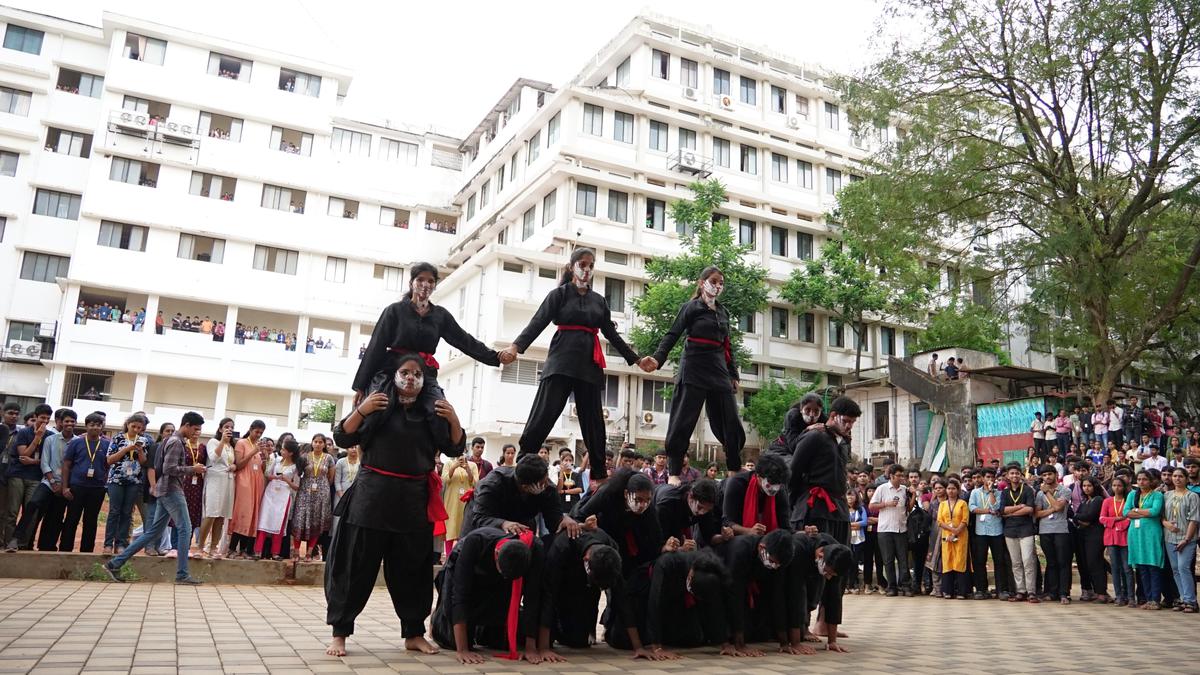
[28,0,887,138]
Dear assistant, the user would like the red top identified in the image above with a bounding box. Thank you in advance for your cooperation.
[1098,495,1129,547]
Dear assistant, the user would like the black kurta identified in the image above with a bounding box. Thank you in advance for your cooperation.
[787,532,839,626]
[636,551,730,648]
[787,428,851,525]
[539,528,632,648]
[654,484,723,546]
[722,535,794,641]
[721,471,791,531]
[650,298,739,391]
[576,468,664,577]
[353,299,500,393]
[460,467,564,537]
[513,284,639,386]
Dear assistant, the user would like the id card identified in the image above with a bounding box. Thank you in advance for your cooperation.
[86,468,94,478]
[191,476,198,485]
[1134,519,1141,529]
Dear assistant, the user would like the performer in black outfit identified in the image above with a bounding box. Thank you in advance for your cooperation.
[654,478,731,549]
[786,532,854,654]
[536,528,623,652]
[722,531,796,655]
[460,454,579,538]
[766,393,826,457]
[326,353,465,657]
[576,469,667,578]
[786,395,861,653]
[641,266,745,482]
[723,452,790,537]
[353,263,512,407]
[502,248,644,481]
[430,527,546,664]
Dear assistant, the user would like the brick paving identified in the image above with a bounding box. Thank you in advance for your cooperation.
[0,577,1191,674]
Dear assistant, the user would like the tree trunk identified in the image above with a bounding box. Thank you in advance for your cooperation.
[853,319,865,380]
[1093,368,1117,409]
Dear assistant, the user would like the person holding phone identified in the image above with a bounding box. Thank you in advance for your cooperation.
[440,452,477,559]
[101,412,150,554]
[228,420,267,559]
[200,418,237,558]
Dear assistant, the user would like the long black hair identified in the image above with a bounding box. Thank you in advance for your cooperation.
[559,247,596,286]
[402,262,439,300]
[689,265,723,300]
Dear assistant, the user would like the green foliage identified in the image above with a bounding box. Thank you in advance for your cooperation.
[837,0,1200,401]
[912,302,1012,365]
[742,378,816,440]
[75,562,139,582]
[307,400,336,425]
[630,180,769,368]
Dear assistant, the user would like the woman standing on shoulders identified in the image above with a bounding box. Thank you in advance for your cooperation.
[200,418,237,558]
[641,266,744,485]
[500,248,644,483]
[293,434,335,561]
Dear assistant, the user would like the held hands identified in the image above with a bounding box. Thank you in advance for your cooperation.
[433,400,459,426]
[663,537,681,553]
[497,348,517,365]
[752,522,767,536]
[680,538,697,552]
[582,515,599,531]
[637,356,658,373]
[731,379,739,393]
[502,521,530,535]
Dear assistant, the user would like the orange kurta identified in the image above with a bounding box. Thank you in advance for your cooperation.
[229,441,265,537]
[937,498,970,573]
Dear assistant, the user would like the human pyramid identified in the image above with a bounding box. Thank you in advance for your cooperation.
[325,248,860,663]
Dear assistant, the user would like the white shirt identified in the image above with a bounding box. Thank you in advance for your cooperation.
[1109,406,1124,431]
[1143,455,1169,472]
[1031,419,1045,439]
[869,482,909,533]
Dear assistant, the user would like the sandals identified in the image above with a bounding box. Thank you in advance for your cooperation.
[1183,605,1197,614]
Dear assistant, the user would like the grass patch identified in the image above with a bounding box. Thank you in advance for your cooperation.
[72,562,140,582]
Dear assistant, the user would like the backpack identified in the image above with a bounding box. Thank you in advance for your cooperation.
[906,505,932,543]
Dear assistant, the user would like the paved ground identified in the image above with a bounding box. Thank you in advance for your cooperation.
[0,577,1191,675]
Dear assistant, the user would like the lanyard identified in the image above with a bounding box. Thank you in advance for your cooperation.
[85,437,99,464]
[311,453,323,477]
[186,440,199,464]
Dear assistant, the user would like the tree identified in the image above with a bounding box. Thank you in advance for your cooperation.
[912,302,1012,365]
[780,236,932,378]
[742,378,816,441]
[305,400,336,426]
[630,179,769,371]
[837,0,1200,404]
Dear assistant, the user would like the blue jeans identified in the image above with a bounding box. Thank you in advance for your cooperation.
[1167,540,1198,605]
[108,491,191,580]
[104,483,141,548]
[1108,545,1133,601]
[1096,432,1108,450]
[1136,564,1162,604]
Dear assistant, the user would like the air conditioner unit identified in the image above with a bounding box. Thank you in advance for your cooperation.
[679,152,701,170]
[5,340,42,362]
[568,404,579,418]
[641,411,655,425]
[718,95,734,110]
[682,86,698,100]
[602,408,611,420]
[787,116,800,129]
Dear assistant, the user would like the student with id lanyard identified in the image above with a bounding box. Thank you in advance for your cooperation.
[1124,469,1165,609]
[59,412,110,553]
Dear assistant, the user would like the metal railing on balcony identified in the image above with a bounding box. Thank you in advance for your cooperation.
[667,149,713,178]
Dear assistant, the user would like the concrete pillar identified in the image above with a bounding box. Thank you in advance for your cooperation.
[286,389,302,430]
[61,283,81,329]
[297,315,311,345]
[131,372,148,412]
[224,305,239,345]
[349,321,363,358]
[213,381,229,420]
[143,293,159,338]
[46,364,67,408]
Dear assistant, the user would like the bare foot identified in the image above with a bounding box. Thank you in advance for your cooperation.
[404,636,439,654]
[326,637,347,656]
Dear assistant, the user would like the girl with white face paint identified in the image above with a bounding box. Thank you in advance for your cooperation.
[501,248,646,484]
[641,266,746,486]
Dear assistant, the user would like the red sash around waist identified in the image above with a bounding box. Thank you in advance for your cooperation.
[362,464,447,536]
[386,346,440,369]
[687,335,732,364]
[556,325,605,368]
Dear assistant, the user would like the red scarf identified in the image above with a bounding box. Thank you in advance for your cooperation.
[385,346,440,369]
[363,465,448,536]
[743,475,778,532]
[624,529,639,557]
[556,325,605,368]
[651,563,697,608]
[806,486,837,515]
[494,531,535,660]
[686,335,732,365]
[459,488,474,503]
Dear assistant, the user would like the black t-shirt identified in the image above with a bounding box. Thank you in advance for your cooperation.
[650,299,739,391]
[513,284,639,386]
[1000,481,1037,538]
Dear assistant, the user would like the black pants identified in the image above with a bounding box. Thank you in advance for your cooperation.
[970,533,1008,594]
[1040,533,1072,599]
[552,586,602,648]
[863,530,885,588]
[518,375,608,480]
[1109,428,1124,447]
[229,533,256,556]
[940,571,969,597]
[325,520,434,638]
[909,535,929,591]
[664,384,745,475]
[59,486,105,552]
[878,532,911,590]
[10,483,54,549]
[799,516,848,625]
[1071,526,1093,592]
[1081,527,1107,597]
[37,493,67,551]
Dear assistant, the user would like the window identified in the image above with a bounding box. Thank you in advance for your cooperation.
[713,138,730,168]
[795,95,810,118]
[542,190,557,225]
[854,325,869,350]
[770,227,787,256]
[527,130,541,163]
[466,195,476,219]
[509,154,519,183]
[177,234,224,263]
[825,102,840,130]
[771,153,788,182]
[325,257,347,283]
[604,278,626,313]
[480,180,491,208]
[881,326,896,356]
[0,86,31,116]
[327,197,359,219]
[826,168,842,195]
[739,76,757,105]
[603,374,620,408]
[496,166,505,193]
[604,250,629,265]
[615,57,630,87]
[123,33,166,64]
[279,68,320,96]
[374,264,403,291]
[331,128,371,156]
[827,373,844,387]
[271,126,313,156]
[642,380,672,413]
[522,207,535,240]
[502,261,524,274]
[739,145,758,174]
[873,401,890,439]
[649,120,668,152]
[678,128,696,150]
[33,189,81,220]
[681,58,698,88]
[55,68,104,98]
[198,111,243,142]
[797,160,813,189]
[19,252,69,283]
[713,68,731,96]
[188,172,236,201]
[575,183,598,217]
[769,366,787,379]
[0,150,16,177]
[800,369,819,384]
[379,207,409,228]
[651,49,669,79]
[739,313,756,333]
[738,219,756,246]
[253,245,298,275]
[260,184,305,213]
[770,85,786,114]
[431,146,463,170]
[108,157,157,187]
[380,138,418,165]
[797,232,814,260]
[607,190,629,223]
[547,113,560,145]
[207,52,251,81]
[3,25,43,54]
[502,359,544,386]
[771,308,788,338]
[799,312,816,343]
[583,104,604,136]
[613,111,633,143]
[828,318,845,348]
[645,198,665,230]
[97,221,147,252]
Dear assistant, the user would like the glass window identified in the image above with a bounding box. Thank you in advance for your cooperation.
[271,126,313,156]
[825,102,840,129]
[797,160,814,189]
[55,69,104,98]
[641,380,673,413]
[547,113,560,145]
[3,25,44,54]
[123,33,166,64]
[177,234,225,263]
[678,128,696,150]
[542,190,556,225]
[770,227,787,256]
[207,52,252,81]
[651,49,669,79]
[771,153,788,182]
[739,313,756,333]
[881,326,896,356]
[681,58,698,88]
[331,128,371,156]
[279,68,321,96]
[583,103,604,136]
[795,95,810,118]
[253,245,298,275]
[607,190,629,223]
[771,308,788,338]
[645,198,665,230]
[0,86,32,116]
[527,130,541,164]
[605,278,626,313]
[739,145,758,174]
[874,401,890,439]
[615,57,630,87]
[466,195,476,219]
[713,68,731,96]
[0,150,16,177]
[97,222,147,252]
[826,168,843,195]
[374,264,403,291]
[32,189,81,220]
[325,257,347,283]
[799,313,815,343]
[649,121,668,152]
[480,179,491,208]
[576,184,598,217]
[496,165,505,193]
[739,76,757,105]
[713,138,730,167]
[797,232,814,260]
[380,138,418,165]
[614,111,633,143]
[604,250,629,265]
[738,219,755,246]
[198,111,243,142]
[19,252,70,283]
[771,85,786,114]
[522,207,535,240]
[379,207,409,228]
[260,184,305,213]
[828,318,845,347]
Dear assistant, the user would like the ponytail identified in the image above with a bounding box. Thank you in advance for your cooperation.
[690,265,723,299]
[402,262,439,300]
[559,247,596,286]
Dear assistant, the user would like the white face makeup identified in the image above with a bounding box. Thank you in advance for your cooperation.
[572,261,593,287]
[394,367,424,395]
